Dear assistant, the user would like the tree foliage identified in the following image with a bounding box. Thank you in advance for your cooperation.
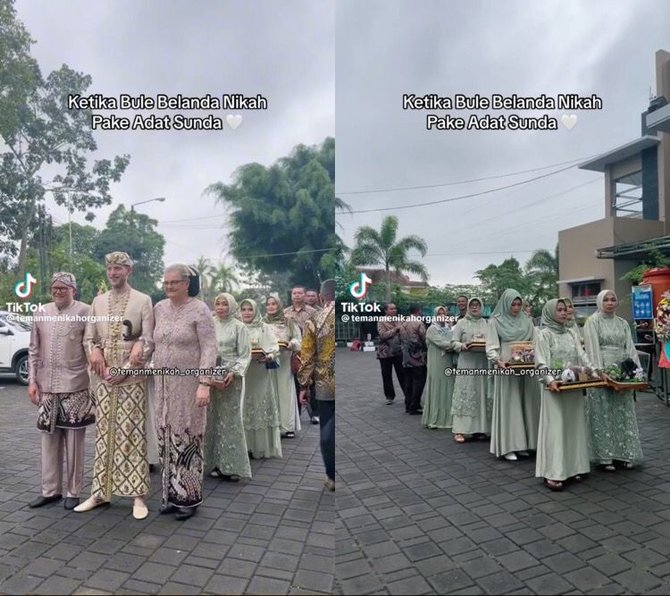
[0,0,129,273]
[205,137,337,289]
[350,215,428,302]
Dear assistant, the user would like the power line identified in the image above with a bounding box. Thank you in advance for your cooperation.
[337,155,594,196]
[342,163,589,214]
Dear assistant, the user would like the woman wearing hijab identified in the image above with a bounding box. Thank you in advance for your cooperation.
[264,294,302,438]
[239,298,282,459]
[535,299,592,491]
[450,298,491,443]
[487,289,540,461]
[583,290,643,471]
[422,306,455,430]
[204,293,252,482]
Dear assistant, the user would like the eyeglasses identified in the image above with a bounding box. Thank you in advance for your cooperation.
[51,287,70,293]
[162,280,187,288]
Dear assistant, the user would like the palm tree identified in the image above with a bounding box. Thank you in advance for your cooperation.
[525,245,559,305]
[192,256,216,302]
[350,215,428,302]
[211,262,240,294]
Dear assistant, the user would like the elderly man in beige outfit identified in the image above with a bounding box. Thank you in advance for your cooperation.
[28,272,94,510]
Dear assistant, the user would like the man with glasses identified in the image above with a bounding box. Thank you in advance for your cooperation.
[27,272,94,510]
[75,252,155,520]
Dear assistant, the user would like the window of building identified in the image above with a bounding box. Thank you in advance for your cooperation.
[571,281,601,299]
[613,170,643,218]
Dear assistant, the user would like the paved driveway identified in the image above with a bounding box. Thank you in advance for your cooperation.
[0,380,333,595]
[336,349,670,595]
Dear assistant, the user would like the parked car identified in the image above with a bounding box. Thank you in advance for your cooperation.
[0,311,31,385]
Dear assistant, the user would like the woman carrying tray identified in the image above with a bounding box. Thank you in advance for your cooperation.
[487,289,541,461]
[264,295,302,439]
[240,299,282,459]
[422,306,455,430]
[583,290,643,471]
[535,299,593,491]
[450,297,491,443]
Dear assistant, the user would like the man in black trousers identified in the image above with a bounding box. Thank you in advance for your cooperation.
[400,304,428,415]
[376,303,408,405]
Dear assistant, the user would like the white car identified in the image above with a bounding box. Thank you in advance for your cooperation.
[0,311,31,385]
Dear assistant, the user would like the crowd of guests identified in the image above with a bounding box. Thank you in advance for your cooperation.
[376,291,644,491]
[26,251,335,522]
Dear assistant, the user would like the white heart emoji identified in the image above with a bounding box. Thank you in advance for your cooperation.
[226,114,243,129]
[562,114,577,130]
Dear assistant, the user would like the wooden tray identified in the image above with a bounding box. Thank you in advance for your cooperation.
[468,342,486,352]
[607,380,649,392]
[557,380,606,392]
[277,341,289,349]
[507,362,535,369]
[251,348,266,356]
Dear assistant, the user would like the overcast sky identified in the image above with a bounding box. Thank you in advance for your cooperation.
[14,0,334,273]
[336,0,670,286]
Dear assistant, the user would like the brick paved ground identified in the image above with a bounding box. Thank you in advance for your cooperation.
[336,349,670,595]
[0,379,333,595]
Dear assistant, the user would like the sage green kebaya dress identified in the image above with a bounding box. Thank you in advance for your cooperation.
[451,298,491,436]
[422,307,455,429]
[204,293,252,479]
[487,289,541,458]
[264,297,302,436]
[240,299,282,459]
[583,290,643,466]
[535,299,591,482]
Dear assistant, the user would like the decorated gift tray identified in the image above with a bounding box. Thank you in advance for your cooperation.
[468,341,487,352]
[606,379,649,392]
[251,347,266,356]
[556,379,607,392]
[277,341,289,349]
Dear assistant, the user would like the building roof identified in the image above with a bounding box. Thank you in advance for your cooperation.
[646,102,670,134]
[578,136,660,172]
[355,267,429,288]
[596,235,670,259]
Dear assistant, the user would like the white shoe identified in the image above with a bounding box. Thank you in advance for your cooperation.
[133,500,149,520]
[504,453,518,461]
[73,495,109,512]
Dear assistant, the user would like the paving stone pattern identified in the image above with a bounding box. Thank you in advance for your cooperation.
[0,380,333,595]
[335,349,670,595]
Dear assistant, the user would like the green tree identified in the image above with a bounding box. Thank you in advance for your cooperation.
[350,215,428,302]
[205,137,337,288]
[211,261,240,295]
[475,257,529,305]
[191,256,216,303]
[0,1,129,274]
[94,205,165,297]
[525,246,559,306]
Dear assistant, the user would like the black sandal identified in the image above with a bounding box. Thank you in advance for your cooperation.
[544,479,564,492]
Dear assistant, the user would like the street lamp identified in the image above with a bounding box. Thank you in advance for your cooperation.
[131,197,166,213]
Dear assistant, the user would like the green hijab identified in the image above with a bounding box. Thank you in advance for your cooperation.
[541,298,567,334]
[491,289,534,341]
[465,297,483,321]
[239,298,263,328]
[264,294,286,324]
[214,292,239,321]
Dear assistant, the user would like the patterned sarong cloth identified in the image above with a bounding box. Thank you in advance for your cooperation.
[91,381,149,499]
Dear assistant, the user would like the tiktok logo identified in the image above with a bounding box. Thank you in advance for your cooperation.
[14,272,37,299]
[349,272,373,300]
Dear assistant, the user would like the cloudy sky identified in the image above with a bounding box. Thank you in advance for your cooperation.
[14,0,334,272]
[336,0,670,286]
